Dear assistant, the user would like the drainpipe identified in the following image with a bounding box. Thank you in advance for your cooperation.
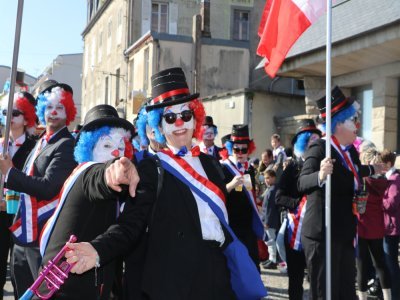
[245,91,254,135]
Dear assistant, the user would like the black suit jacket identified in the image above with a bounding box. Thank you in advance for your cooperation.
[41,163,118,299]
[298,139,372,241]
[11,136,37,170]
[91,153,232,299]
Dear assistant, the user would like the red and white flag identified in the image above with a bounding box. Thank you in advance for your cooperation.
[257,0,333,78]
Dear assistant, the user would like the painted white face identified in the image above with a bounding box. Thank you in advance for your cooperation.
[161,103,194,149]
[45,97,66,120]
[92,128,126,162]
[203,126,215,141]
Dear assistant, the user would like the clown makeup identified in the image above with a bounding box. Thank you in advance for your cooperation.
[232,143,249,163]
[45,98,67,120]
[161,103,194,149]
[92,128,126,163]
[203,126,215,141]
[44,89,67,132]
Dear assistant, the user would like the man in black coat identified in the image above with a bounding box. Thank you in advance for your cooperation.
[199,116,222,160]
[298,87,385,299]
[0,81,77,297]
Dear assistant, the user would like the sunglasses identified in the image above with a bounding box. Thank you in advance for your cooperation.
[162,110,194,125]
[233,147,248,154]
[2,109,24,117]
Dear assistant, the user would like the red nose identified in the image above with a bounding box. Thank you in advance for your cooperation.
[51,110,57,116]
[175,118,184,126]
[111,149,120,157]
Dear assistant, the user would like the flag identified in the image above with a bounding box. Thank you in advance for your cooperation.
[257,0,333,78]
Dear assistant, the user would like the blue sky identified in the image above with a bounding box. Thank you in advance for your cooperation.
[0,0,86,78]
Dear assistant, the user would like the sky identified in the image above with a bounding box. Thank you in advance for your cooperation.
[0,0,86,78]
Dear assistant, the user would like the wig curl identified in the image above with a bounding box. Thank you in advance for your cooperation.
[136,106,150,147]
[293,132,312,158]
[188,99,206,140]
[74,126,132,163]
[15,94,36,128]
[36,87,76,125]
[226,140,256,156]
[320,104,356,134]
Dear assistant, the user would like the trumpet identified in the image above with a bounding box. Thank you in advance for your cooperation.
[19,235,77,300]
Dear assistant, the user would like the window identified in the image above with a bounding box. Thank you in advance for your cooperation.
[98,31,103,62]
[107,20,112,55]
[108,20,112,38]
[143,48,150,95]
[105,76,109,105]
[151,2,168,33]
[115,68,121,106]
[233,10,249,41]
[352,85,373,141]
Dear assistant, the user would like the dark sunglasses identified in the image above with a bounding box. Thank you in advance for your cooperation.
[162,110,194,125]
[233,147,248,154]
[2,109,24,117]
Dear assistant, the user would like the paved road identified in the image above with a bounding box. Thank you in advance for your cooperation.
[3,261,309,300]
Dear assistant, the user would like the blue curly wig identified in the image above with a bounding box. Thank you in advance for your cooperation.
[321,104,356,134]
[294,132,312,158]
[74,126,112,163]
[136,106,150,147]
[226,140,234,156]
[146,108,166,144]
[36,94,47,125]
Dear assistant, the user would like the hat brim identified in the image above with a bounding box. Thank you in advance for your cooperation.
[145,93,199,112]
[76,117,135,143]
[291,129,322,146]
[42,83,73,95]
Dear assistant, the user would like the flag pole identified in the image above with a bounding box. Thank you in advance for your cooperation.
[0,0,25,201]
[325,0,332,299]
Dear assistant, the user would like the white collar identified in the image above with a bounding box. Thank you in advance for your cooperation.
[386,166,396,179]
[12,133,26,145]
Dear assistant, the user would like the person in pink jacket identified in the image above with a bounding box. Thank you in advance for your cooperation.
[381,149,400,300]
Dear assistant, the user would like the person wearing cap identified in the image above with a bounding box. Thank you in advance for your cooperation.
[199,116,222,160]
[0,92,37,299]
[298,87,386,299]
[275,118,321,300]
[64,67,266,300]
[221,125,264,269]
[37,104,134,299]
[0,80,78,297]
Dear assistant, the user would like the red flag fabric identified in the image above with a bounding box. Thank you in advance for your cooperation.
[257,0,331,78]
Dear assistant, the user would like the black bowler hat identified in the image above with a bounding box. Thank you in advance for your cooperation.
[203,116,217,128]
[229,124,252,144]
[146,67,199,112]
[316,86,354,121]
[77,105,134,141]
[38,79,73,96]
[291,119,321,146]
[221,134,231,146]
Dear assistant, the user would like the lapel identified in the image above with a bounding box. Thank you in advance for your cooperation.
[12,137,36,170]
[36,127,70,159]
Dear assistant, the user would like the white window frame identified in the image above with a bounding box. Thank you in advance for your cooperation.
[232,9,250,41]
[151,2,168,33]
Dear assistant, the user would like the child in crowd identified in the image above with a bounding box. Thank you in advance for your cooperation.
[262,169,280,269]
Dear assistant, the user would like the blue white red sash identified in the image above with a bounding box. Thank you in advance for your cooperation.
[157,151,267,299]
[221,159,264,239]
[10,138,59,245]
[39,162,98,256]
[287,196,307,251]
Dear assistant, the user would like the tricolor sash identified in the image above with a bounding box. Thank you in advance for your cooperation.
[10,138,59,245]
[39,162,98,256]
[221,159,264,239]
[158,151,267,299]
[287,196,307,251]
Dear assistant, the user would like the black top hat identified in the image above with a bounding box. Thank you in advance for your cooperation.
[38,79,73,96]
[78,105,134,141]
[291,118,321,146]
[203,116,217,128]
[316,86,354,121]
[146,67,199,112]
[230,124,252,144]
[16,69,27,86]
[221,134,231,146]
[19,91,37,107]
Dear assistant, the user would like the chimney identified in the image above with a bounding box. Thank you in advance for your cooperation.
[200,0,211,38]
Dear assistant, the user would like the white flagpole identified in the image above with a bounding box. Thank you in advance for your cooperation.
[325,0,332,299]
[0,0,24,201]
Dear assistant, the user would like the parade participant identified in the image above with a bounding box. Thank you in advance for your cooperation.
[0,80,77,297]
[65,67,266,300]
[38,104,134,299]
[199,116,221,159]
[221,125,264,268]
[298,86,386,299]
[275,118,321,300]
[218,133,231,160]
[0,92,37,299]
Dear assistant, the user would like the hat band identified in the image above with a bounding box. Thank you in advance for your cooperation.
[320,98,348,118]
[298,126,317,132]
[152,88,190,105]
[232,136,250,141]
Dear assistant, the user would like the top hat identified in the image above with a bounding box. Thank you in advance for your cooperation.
[203,116,217,128]
[229,124,252,144]
[291,118,321,145]
[78,105,134,140]
[146,67,199,112]
[316,86,354,121]
[15,69,27,86]
[38,79,73,96]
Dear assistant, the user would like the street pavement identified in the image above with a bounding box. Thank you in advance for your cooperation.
[3,260,309,300]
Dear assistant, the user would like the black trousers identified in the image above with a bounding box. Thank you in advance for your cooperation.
[0,212,13,290]
[285,230,306,300]
[302,236,357,300]
[356,237,391,291]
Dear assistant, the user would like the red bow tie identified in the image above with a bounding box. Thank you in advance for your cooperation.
[176,145,200,157]
[15,143,22,147]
